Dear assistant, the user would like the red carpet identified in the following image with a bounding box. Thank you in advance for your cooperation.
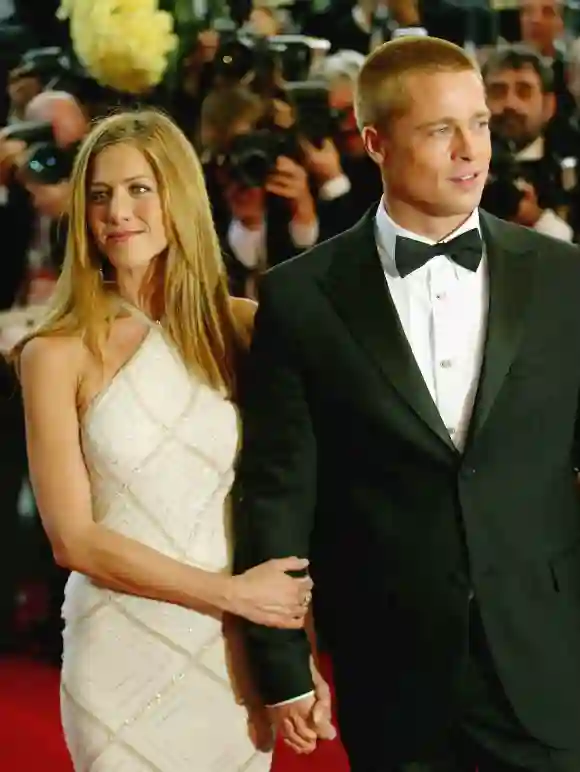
[0,653,349,771]
[0,655,72,771]
[270,653,350,772]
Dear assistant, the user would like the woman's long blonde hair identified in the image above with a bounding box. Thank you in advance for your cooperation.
[13,109,243,396]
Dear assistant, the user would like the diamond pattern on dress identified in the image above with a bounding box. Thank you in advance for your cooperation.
[61,328,271,771]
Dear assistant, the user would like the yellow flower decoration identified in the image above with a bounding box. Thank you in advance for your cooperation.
[57,0,178,94]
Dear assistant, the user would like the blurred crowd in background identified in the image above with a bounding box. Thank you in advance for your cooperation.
[2,0,580,665]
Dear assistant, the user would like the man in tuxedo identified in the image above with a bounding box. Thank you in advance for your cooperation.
[234,35,580,771]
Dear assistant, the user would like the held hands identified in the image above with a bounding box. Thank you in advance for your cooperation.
[228,557,313,628]
[269,660,336,754]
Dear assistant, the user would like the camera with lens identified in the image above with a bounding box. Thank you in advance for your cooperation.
[221,81,340,189]
[212,34,339,187]
[225,127,297,188]
[480,135,524,221]
[2,119,55,145]
[212,32,329,88]
[212,30,334,136]
[20,141,78,186]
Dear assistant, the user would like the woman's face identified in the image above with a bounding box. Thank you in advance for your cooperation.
[86,142,168,272]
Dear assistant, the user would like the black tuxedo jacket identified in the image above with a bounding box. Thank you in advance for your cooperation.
[234,208,580,756]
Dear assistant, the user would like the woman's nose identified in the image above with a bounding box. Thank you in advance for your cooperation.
[107,188,133,223]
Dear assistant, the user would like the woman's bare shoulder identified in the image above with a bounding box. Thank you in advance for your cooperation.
[19,334,85,384]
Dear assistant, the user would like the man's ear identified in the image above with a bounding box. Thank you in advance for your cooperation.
[361,125,388,165]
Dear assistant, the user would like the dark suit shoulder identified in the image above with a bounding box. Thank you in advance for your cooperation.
[483,211,580,265]
[263,220,363,290]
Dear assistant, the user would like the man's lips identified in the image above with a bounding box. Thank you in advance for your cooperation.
[449,172,481,183]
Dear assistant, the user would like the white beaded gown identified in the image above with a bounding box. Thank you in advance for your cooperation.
[60,319,271,772]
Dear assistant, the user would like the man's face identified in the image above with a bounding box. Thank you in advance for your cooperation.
[520,0,563,56]
[485,64,554,148]
[368,69,491,223]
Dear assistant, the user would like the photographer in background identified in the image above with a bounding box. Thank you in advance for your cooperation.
[201,84,319,297]
[0,91,84,658]
[519,0,575,117]
[0,88,86,308]
[17,139,75,277]
[306,48,382,235]
[482,44,573,240]
[5,47,80,123]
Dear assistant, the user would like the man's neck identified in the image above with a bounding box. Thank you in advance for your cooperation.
[382,195,475,242]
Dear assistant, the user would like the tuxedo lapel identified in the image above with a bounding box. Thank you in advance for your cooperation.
[320,209,457,453]
[467,211,537,444]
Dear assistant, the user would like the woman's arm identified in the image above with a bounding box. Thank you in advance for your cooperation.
[20,335,310,628]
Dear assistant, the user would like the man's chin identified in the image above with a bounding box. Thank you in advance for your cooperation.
[427,194,483,219]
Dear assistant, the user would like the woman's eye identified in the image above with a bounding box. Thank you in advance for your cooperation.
[130,185,150,196]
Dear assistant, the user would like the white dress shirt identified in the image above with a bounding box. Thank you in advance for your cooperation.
[271,202,488,707]
[376,200,488,451]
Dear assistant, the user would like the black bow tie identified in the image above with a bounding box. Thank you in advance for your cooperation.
[394,229,483,278]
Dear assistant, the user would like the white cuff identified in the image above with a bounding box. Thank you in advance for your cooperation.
[318,174,351,201]
[289,219,319,248]
[267,690,315,708]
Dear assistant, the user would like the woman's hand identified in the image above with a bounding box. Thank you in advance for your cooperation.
[228,557,312,628]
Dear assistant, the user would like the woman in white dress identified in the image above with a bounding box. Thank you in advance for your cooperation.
[13,109,313,772]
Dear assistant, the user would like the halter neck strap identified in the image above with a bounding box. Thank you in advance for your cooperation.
[117,298,162,330]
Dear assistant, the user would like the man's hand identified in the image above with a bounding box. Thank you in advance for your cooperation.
[269,670,336,755]
[269,695,318,754]
[301,138,344,186]
[266,156,317,226]
[311,662,337,742]
[514,180,543,227]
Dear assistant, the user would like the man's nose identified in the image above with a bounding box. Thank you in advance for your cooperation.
[453,128,477,160]
[501,89,522,112]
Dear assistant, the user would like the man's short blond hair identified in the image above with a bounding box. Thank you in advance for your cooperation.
[354,36,480,132]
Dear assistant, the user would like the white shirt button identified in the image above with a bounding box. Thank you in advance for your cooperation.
[440,359,453,369]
